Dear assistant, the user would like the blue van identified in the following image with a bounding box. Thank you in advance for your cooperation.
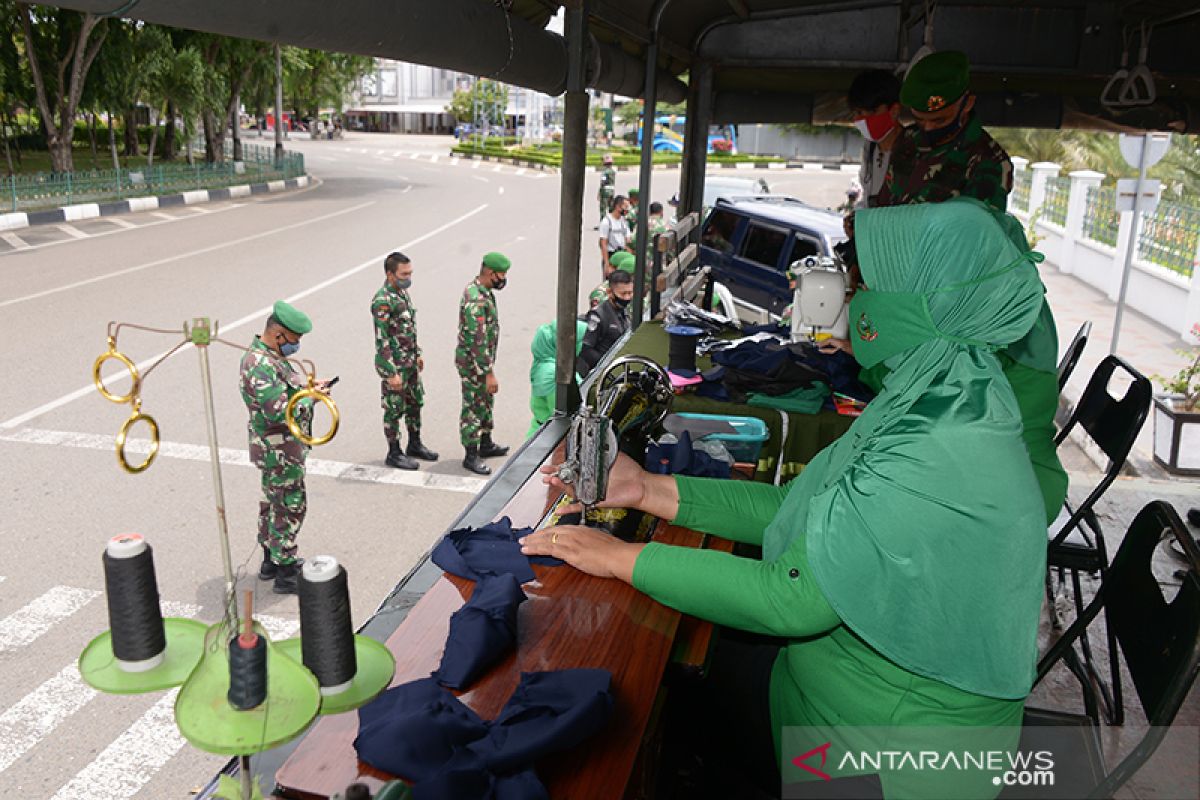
[698,196,846,323]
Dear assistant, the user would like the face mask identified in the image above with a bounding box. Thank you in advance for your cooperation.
[919,105,967,147]
[394,278,412,289]
[280,340,301,357]
[853,110,896,142]
[493,276,507,291]
[612,296,631,309]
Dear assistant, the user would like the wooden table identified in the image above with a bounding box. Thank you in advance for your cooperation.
[274,449,723,800]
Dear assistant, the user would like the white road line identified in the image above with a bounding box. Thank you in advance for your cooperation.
[0,201,373,311]
[0,427,488,494]
[56,223,89,239]
[449,158,460,166]
[492,165,503,172]
[499,186,506,195]
[401,184,413,194]
[0,664,98,775]
[0,202,486,430]
[1,231,29,249]
[472,160,481,169]
[187,205,211,213]
[150,211,176,221]
[106,217,137,230]
[430,154,439,163]
[470,175,490,183]
[515,168,526,176]
[0,586,100,652]
[409,153,419,160]
[259,615,301,641]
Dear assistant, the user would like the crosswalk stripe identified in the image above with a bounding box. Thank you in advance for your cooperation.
[0,585,99,652]
[1,231,30,249]
[56,223,89,239]
[106,217,137,230]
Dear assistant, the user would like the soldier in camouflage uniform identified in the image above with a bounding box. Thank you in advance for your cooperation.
[626,187,640,231]
[373,251,438,471]
[875,51,1012,213]
[457,252,512,475]
[598,154,616,224]
[588,251,636,310]
[239,301,328,595]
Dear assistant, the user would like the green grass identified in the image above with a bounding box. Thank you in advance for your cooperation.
[450,142,784,169]
[2,147,179,177]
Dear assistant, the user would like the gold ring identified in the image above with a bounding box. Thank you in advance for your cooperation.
[552,531,560,545]
[93,338,141,404]
[116,405,159,474]
[286,381,339,446]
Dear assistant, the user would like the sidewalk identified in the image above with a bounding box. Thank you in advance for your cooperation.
[1042,264,1198,480]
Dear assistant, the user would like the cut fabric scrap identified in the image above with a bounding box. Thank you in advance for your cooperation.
[748,383,831,414]
[645,431,732,479]
[435,574,526,690]
[356,669,614,799]
[432,517,563,584]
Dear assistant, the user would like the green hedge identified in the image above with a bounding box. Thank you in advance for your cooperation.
[451,142,783,170]
[7,122,179,156]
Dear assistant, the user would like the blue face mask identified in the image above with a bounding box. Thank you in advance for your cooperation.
[280,340,300,357]
[395,278,412,290]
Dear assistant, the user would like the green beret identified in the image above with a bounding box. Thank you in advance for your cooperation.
[901,50,970,113]
[628,188,640,197]
[272,300,311,335]
[482,251,511,272]
[610,252,636,273]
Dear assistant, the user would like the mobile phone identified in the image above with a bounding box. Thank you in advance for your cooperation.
[326,376,340,388]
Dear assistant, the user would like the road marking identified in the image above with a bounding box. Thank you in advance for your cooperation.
[0,664,98,775]
[471,175,490,183]
[56,223,89,239]
[1,231,29,249]
[0,202,486,430]
[106,217,137,229]
[430,154,439,163]
[450,158,460,166]
[401,184,413,194]
[515,168,526,176]
[472,161,481,169]
[499,186,506,195]
[150,211,176,221]
[0,200,373,312]
[259,615,301,641]
[0,585,100,652]
[187,205,211,213]
[409,153,419,159]
[0,427,489,494]
[492,165,503,172]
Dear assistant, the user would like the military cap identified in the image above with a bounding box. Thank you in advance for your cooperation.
[901,50,970,113]
[272,300,312,335]
[628,188,640,197]
[482,251,512,272]
[610,251,636,273]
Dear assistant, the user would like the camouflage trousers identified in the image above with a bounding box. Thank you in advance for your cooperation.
[249,435,307,566]
[599,186,614,221]
[381,368,423,443]
[458,373,494,447]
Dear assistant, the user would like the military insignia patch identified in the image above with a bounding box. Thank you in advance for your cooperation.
[856,312,879,342]
[926,95,946,111]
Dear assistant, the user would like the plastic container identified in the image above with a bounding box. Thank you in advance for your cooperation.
[671,412,769,464]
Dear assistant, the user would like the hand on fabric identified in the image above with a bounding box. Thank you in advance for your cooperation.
[386,373,404,390]
[817,338,852,355]
[486,372,499,394]
[417,356,425,372]
[520,525,644,582]
[541,451,648,513]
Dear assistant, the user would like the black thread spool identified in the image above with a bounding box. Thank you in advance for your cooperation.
[102,534,167,672]
[227,630,268,710]
[298,556,357,695]
[665,325,703,373]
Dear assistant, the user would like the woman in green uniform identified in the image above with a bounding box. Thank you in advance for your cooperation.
[526,319,588,438]
[522,198,1049,799]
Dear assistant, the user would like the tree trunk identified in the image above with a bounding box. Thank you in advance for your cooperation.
[48,135,73,174]
[146,106,159,169]
[230,90,242,162]
[2,109,14,176]
[202,110,222,163]
[123,108,138,156]
[88,111,98,167]
[164,100,176,161]
[107,108,119,171]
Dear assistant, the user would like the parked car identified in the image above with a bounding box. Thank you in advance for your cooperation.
[698,196,846,323]
[703,175,769,211]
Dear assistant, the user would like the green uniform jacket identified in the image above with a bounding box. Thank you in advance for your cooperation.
[456,277,499,378]
[372,282,421,377]
[238,337,312,452]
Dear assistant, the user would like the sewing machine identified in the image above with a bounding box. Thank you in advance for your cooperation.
[787,254,850,344]
[555,356,673,537]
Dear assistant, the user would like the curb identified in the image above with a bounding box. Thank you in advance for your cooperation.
[0,174,311,231]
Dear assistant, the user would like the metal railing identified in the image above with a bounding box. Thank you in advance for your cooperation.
[1137,201,1199,278]
[1011,170,1031,212]
[2,141,305,213]
[1040,175,1069,227]
[1081,186,1119,247]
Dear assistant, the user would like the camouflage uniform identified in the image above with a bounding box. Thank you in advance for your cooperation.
[598,165,616,220]
[372,280,423,443]
[239,337,312,566]
[588,280,609,309]
[456,277,499,447]
[875,114,1012,212]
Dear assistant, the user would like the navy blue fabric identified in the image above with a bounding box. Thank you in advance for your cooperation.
[645,431,732,479]
[432,517,563,584]
[711,340,791,374]
[435,574,526,690]
[788,346,876,403]
[356,669,614,800]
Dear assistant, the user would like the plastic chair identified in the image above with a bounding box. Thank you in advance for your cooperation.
[1008,501,1200,799]
[1056,321,1091,391]
[1047,354,1152,725]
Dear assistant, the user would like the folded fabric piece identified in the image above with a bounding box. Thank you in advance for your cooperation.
[695,366,730,401]
[667,369,703,390]
[748,383,831,414]
[645,431,732,479]
[711,340,826,400]
[711,339,791,374]
[435,574,526,690]
[786,344,876,404]
[432,517,563,584]
[356,669,614,800]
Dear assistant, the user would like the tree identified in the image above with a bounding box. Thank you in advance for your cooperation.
[18,3,107,172]
[446,79,508,127]
[282,48,371,122]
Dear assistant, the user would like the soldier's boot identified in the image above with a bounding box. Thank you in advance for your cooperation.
[478,434,510,459]
[385,439,419,471]
[405,433,439,462]
[259,547,304,580]
[273,562,301,595]
[462,445,491,476]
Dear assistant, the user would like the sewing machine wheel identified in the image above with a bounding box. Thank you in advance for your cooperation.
[597,356,673,428]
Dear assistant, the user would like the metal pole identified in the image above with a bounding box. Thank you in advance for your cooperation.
[274,44,284,164]
[632,40,659,331]
[679,62,713,226]
[1111,134,1150,355]
[195,332,239,628]
[554,1,588,416]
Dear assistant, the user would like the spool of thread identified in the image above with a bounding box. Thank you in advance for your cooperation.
[298,556,357,696]
[102,534,166,672]
[665,325,703,373]
[227,631,268,710]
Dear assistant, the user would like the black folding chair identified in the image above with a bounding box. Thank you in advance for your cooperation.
[1047,355,1152,725]
[1007,502,1200,799]
[1056,321,1091,391]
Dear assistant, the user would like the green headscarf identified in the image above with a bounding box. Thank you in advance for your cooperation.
[762,198,1047,699]
[530,320,587,397]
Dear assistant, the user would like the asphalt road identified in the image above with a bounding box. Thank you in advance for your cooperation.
[0,131,854,799]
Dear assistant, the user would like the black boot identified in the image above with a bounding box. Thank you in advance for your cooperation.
[405,432,439,461]
[478,434,509,459]
[463,445,491,475]
[273,562,300,595]
[385,439,419,470]
[260,546,302,580]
